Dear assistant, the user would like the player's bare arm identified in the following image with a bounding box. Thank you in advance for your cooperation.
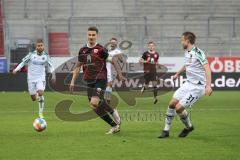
[172,65,186,80]
[12,60,28,75]
[12,53,30,74]
[70,62,82,93]
[50,72,56,84]
[140,57,151,64]
[12,63,24,74]
[203,63,212,96]
[139,58,146,64]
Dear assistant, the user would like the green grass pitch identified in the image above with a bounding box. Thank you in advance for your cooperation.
[0,91,239,160]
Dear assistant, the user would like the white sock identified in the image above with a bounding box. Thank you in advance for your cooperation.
[178,110,192,128]
[104,86,112,101]
[36,94,39,100]
[163,107,176,131]
[38,96,45,115]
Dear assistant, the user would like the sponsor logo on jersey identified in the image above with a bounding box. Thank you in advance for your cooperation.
[94,49,98,53]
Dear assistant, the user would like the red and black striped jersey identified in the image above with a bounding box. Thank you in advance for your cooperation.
[78,43,108,80]
[141,51,159,73]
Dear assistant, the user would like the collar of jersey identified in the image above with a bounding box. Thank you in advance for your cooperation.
[86,42,98,48]
[109,47,119,51]
[188,46,196,53]
[33,50,47,55]
[148,50,155,54]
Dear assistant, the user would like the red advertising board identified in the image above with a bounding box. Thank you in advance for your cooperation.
[208,57,240,73]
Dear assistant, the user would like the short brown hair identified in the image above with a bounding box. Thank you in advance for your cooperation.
[182,32,196,44]
[147,41,155,45]
[110,37,118,41]
[36,39,44,44]
[88,26,99,34]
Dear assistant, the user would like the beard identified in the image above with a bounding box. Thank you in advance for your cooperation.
[37,49,43,53]
[111,44,117,50]
[183,45,188,50]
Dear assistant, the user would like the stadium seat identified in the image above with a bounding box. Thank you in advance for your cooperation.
[2,0,240,57]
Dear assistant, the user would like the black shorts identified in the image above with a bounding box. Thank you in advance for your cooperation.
[144,72,157,84]
[86,80,107,101]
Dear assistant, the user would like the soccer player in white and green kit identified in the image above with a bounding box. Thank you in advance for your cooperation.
[13,39,55,119]
[159,32,213,138]
[105,37,123,125]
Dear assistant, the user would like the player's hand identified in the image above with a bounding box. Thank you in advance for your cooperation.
[139,59,147,64]
[69,82,75,93]
[108,81,113,88]
[50,73,56,84]
[171,73,179,81]
[205,85,212,96]
[139,59,144,64]
[12,70,17,75]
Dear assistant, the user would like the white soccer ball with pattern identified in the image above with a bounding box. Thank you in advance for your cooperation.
[33,118,47,132]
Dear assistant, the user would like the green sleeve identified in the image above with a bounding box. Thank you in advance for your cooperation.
[21,52,32,64]
[196,50,208,65]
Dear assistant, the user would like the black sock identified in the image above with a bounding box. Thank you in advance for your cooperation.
[101,114,116,127]
[99,100,114,115]
[153,86,158,98]
[93,106,116,127]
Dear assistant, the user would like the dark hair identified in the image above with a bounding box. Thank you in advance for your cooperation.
[36,39,44,44]
[182,32,196,44]
[147,41,155,45]
[110,37,118,41]
[88,26,99,34]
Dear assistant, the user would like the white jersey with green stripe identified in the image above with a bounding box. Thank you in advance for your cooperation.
[106,48,122,82]
[184,47,208,85]
[17,50,54,82]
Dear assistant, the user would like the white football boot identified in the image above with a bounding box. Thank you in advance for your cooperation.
[106,125,120,134]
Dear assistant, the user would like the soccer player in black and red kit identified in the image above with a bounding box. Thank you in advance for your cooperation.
[70,26,124,134]
[139,41,159,104]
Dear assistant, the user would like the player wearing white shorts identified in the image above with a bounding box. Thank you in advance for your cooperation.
[159,32,212,138]
[104,38,124,125]
[13,39,55,119]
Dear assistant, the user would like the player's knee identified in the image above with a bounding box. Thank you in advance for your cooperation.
[37,90,44,96]
[169,104,175,109]
[90,98,99,109]
[169,99,179,109]
[168,102,176,109]
[31,95,37,101]
[90,102,98,109]
[90,97,100,109]
[175,104,185,114]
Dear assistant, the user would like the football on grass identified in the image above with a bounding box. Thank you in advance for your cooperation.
[33,118,47,132]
